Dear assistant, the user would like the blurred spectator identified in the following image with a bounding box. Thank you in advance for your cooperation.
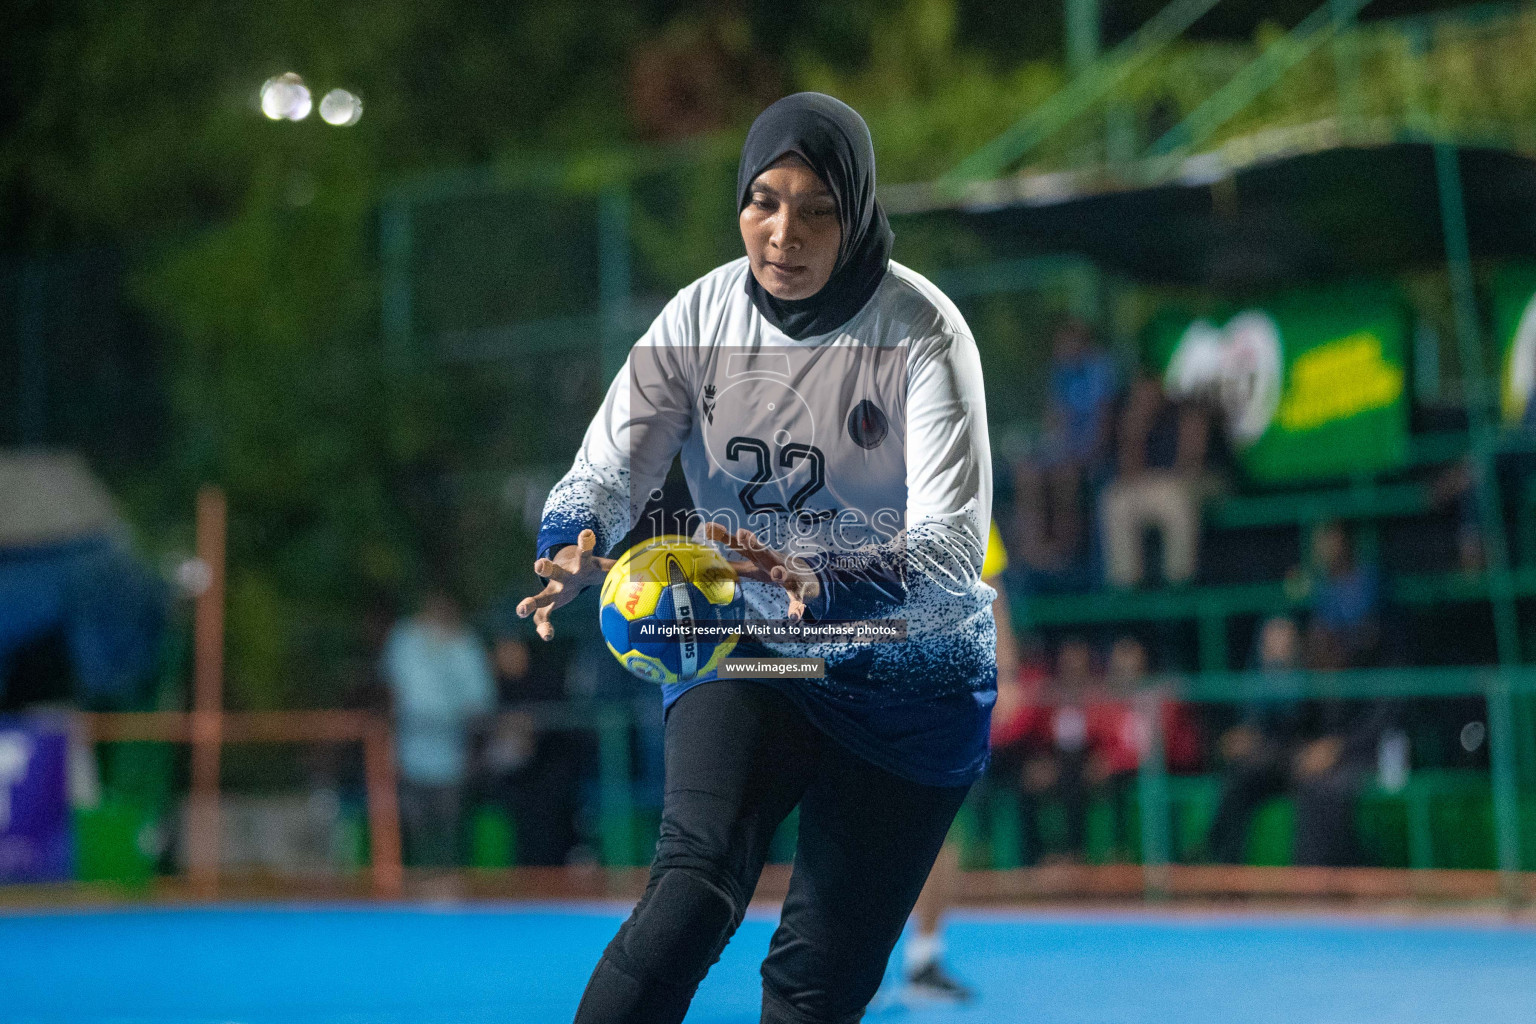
[989,641,1167,865]
[1301,522,1382,670]
[1428,458,1485,574]
[1018,637,1098,863]
[1098,637,1201,775]
[1088,637,1201,859]
[1206,615,1305,863]
[381,588,495,868]
[1015,319,1118,575]
[1100,371,1219,589]
[991,636,1197,864]
[1206,615,1395,866]
[480,608,590,866]
[988,635,1050,755]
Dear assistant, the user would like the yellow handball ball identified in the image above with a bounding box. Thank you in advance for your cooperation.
[598,535,746,685]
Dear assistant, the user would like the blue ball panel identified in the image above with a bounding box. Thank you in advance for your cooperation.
[602,568,745,682]
[600,603,633,653]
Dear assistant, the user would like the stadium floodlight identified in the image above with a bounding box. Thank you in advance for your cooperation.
[260,73,312,121]
[319,89,363,126]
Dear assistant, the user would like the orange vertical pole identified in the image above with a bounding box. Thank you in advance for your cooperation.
[363,720,404,898]
[188,487,226,899]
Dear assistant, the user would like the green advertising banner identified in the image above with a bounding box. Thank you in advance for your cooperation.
[1491,263,1536,427]
[1149,283,1409,483]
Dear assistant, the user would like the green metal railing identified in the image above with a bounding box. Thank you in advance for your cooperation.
[554,665,1536,902]
[1015,569,1536,671]
[946,1,1536,180]
[942,0,1230,185]
[1147,0,1376,157]
[1134,665,1536,899]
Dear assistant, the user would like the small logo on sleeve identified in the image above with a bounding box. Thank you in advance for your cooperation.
[702,384,717,424]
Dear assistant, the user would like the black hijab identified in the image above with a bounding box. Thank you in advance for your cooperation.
[737,92,894,340]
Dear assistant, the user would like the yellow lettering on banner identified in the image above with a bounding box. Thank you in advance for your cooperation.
[1277,332,1404,432]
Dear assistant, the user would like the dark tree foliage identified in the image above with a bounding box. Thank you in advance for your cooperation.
[1,0,1527,706]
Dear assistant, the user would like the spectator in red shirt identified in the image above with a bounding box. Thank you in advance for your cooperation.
[990,636,1198,864]
[1088,637,1201,859]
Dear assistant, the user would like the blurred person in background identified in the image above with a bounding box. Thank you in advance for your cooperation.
[480,608,591,866]
[1100,368,1221,589]
[1015,319,1118,579]
[1427,458,1486,574]
[1022,637,1097,863]
[381,587,496,869]
[992,636,1196,865]
[1206,615,1395,866]
[1299,521,1382,670]
[1297,522,1400,864]
[989,637,1101,864]
[1088,636,1200,860]
[1206,615,1306,864]
[1432,438,1536,577]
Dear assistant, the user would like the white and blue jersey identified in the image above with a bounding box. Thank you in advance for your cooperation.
[537,257,996,786]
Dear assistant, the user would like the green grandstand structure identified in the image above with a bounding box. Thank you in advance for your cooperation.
[376,1,1536,898]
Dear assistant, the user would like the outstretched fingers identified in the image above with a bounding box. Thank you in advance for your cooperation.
[518,579,565,641]
[517,579,560,615]
[516,530,607,644]
[532,602,556,641]
[700,524,821,619]
[771,564,817,621]
[533,558,575,583]
[699,523,774,583]
[730,527,784,579]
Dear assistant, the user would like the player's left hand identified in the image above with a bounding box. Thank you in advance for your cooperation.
[517,529,615,641]
[700,523,822,622]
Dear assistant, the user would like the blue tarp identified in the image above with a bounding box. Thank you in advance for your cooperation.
[0,536,166,707]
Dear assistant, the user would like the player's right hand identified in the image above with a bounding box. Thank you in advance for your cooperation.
[699,523,822,622]
[516,529,615,641]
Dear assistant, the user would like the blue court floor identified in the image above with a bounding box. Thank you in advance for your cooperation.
[1,902,1533,1023]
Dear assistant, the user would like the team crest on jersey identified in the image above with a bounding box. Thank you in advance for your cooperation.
[702,384,717,424]
[847,399,888,449]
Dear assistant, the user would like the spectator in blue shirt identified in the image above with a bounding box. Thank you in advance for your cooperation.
[1016,319,1119,577]
[381,588,495,868]
[1304,521,1381,670]
[1046,319,1120,468]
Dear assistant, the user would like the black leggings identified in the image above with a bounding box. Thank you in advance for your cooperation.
[573,680,970,1024]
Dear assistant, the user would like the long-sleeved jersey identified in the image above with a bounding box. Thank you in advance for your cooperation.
[537,256,996,785]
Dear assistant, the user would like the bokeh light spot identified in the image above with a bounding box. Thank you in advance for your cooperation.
[319,88,363,126]
[260,73,312,121]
